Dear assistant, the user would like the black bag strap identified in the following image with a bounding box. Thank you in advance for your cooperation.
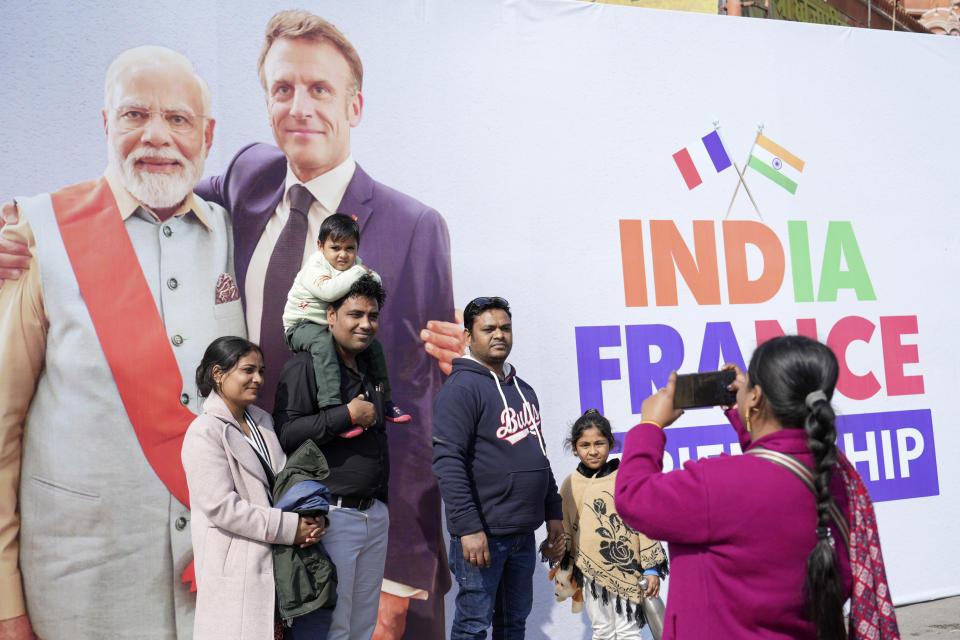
[746,446,849,548]
[255,451,277,504]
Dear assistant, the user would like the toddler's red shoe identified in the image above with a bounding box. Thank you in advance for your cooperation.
[385,402,411,423]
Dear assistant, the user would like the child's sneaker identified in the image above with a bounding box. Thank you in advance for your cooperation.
[340,426,364,438]
[384,401,411,423]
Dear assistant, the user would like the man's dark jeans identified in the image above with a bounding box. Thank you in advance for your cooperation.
[449,532,536,640]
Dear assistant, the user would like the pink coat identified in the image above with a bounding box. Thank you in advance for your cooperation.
[615,417,852,640]
[181,393,300,640]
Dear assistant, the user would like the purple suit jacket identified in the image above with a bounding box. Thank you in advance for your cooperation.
[195,142,454,600]
[615,416,852,640]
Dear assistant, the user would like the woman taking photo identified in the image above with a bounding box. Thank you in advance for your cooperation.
[615,336,899,639]
[182,336,326,640]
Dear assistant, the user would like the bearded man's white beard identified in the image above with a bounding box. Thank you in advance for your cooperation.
[108,143,204,211]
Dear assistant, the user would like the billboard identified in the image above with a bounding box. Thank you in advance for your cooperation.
[2,1,957,637]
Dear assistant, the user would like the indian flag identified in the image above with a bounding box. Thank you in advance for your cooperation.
[748,135,804,195]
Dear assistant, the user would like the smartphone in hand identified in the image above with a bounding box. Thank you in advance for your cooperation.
[673,370,737,409]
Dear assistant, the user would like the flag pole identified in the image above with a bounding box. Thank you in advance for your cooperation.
[735,162,763,220]
[725,163,743,219]
[724,123,764,220]
[714,121,740,217]
[738,157,763,221]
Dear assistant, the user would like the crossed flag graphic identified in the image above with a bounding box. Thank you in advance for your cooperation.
[672,124,805,219]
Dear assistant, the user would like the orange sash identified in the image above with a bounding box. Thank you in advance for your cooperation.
[50,177,196,589]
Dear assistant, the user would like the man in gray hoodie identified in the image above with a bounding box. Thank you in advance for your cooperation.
[432,296,566,640]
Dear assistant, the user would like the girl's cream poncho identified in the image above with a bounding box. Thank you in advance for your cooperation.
[560,459,668,618]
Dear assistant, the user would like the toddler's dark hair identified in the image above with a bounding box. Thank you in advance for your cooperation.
[566,409,615,452]
[318,213,360,246]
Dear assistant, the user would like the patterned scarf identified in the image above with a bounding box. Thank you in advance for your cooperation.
[837,452,900,639]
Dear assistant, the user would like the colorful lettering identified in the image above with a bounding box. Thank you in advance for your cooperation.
[575,325,622,415]
[827,315,881,400]
[625,324,683,413]
[880,315,924,396]
[723,220,784,304]
[698,322,746,372]
[619,220,647,307]
[650,220,721,306]
[818,221,876,302]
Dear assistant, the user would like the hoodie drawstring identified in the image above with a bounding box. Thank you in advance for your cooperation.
[491,370,510,410]
[493,370,548,457]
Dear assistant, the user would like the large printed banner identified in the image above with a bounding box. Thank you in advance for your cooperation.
[4,0,958,636]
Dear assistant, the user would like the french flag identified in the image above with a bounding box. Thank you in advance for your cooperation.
[673,130,732,190]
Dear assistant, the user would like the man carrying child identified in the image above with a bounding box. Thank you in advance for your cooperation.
[282,211,409,429]
[274,274,392,640]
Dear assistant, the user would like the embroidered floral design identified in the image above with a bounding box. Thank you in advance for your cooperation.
[588,491,642,574]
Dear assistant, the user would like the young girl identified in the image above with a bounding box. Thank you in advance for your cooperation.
[560,410,668,640]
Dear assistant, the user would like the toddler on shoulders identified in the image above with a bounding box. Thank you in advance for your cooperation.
[282,213,409,429]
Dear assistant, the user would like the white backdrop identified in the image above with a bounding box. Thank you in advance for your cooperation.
[4,0,959,636]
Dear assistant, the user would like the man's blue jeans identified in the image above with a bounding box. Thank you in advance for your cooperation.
[449,532,536,640]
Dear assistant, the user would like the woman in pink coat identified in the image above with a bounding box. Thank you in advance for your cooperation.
[182,336,326,640]
[615,336,899,640]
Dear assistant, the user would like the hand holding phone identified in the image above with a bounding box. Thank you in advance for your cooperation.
[673,370,737,410]
[640,372,686,428]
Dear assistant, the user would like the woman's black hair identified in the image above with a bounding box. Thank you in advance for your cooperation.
[747,335,845,640]
[566,409,615,452]
[195,336,263,397]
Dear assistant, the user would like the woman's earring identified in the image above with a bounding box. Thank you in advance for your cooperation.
[746,407,757,433]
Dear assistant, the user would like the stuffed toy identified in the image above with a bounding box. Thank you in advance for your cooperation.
[548,563,584,614]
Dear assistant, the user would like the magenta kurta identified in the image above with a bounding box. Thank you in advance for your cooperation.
[615,415,852,640]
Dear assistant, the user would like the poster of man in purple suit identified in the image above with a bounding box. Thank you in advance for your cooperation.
[192,11,463,638]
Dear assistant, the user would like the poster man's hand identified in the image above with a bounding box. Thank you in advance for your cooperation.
[1,202,17,227]
[421,309,465,375]
[0,202,30,286]
[0,614,36,640]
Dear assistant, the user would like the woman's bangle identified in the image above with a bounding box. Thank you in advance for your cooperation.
[643,420,664,430]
